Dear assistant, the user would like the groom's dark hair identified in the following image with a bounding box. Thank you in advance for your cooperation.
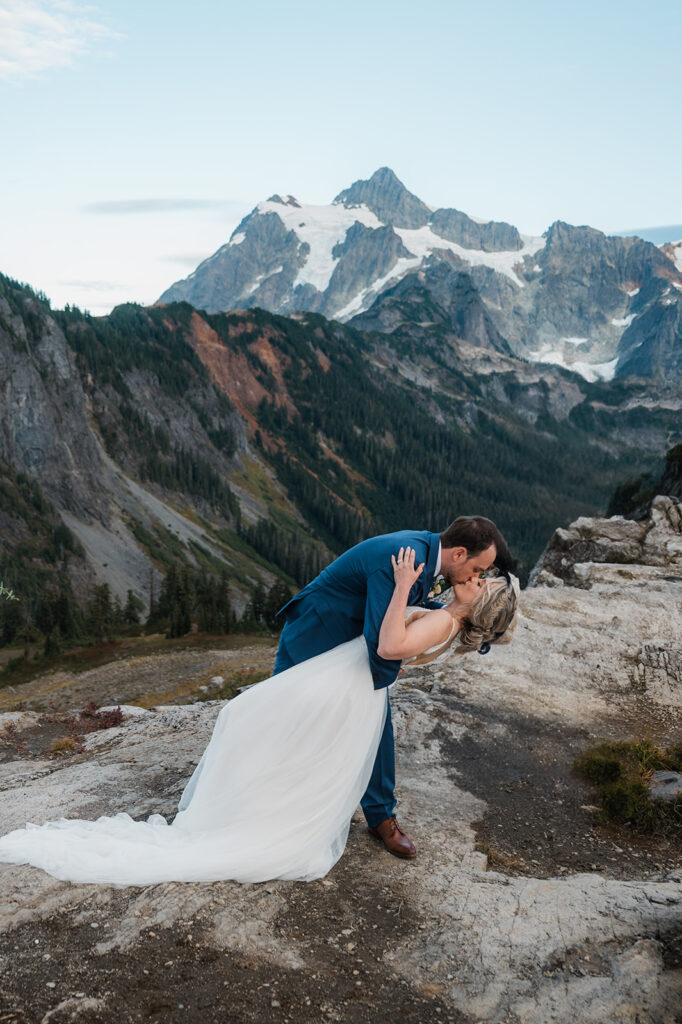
[440,516,512,569]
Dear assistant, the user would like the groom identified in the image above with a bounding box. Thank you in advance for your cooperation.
[274,516,510,859]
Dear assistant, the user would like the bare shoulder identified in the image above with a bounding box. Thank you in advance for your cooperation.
[406,607,453,644]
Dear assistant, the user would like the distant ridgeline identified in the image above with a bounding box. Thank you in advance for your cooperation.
[0,269,680,658]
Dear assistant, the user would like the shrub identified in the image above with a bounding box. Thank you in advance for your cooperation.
[575,739,682,835]
[50,736,77,756]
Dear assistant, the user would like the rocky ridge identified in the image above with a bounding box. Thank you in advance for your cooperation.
[0,501,679,1022]
[4,273,680,614]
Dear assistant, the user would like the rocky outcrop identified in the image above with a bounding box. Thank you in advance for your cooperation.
[529,494,682,588]
[322,221,412,317]
[617,280,682,380]
[429,206,522,252]
[0,294,109,521]
[0,507,680,1022]
[160,210,305,316]
[350,256,513,355]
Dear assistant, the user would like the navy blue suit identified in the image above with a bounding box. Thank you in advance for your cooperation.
[274,530,441,827]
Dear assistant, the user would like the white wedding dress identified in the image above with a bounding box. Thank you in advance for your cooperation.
[0,636,387,886]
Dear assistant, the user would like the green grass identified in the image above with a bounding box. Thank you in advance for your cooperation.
[574,739,682,835]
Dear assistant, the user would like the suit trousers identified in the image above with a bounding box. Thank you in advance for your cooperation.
[273,626,397,828]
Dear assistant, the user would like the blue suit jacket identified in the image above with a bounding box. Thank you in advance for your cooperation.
[277,530,441,690]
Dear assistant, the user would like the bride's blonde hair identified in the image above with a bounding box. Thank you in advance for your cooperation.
[452,575,519,656]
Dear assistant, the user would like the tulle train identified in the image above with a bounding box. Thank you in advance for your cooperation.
[0,637,386,885]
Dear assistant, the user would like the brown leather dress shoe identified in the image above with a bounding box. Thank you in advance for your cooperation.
[367,816,416,859]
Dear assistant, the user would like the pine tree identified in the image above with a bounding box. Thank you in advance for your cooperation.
[44,626,61,658]
[216,571,232,634]
[123,589,143,624]
[251,582,267,625]
[264,581,292,630]
[87,584,113,642]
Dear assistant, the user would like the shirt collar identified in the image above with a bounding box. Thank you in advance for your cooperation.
[435,541,442,577]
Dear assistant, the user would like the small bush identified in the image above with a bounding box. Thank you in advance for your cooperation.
[50,736,77,756]
[79,701,123,732]
[575,739,682,835]
[575,743,624,783]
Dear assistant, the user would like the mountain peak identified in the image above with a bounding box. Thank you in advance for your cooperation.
[267,194,301,208]
[365,166,407,189]
[333,167,431,229]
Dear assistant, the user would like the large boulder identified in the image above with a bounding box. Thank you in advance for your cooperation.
[529,495,682,588]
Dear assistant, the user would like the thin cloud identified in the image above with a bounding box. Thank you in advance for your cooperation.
[0,1,119,80]
[160,253,212,265]
[58,279,129,291]
[83,199,248,215]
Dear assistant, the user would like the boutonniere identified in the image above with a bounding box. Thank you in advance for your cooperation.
[428,575,447,599]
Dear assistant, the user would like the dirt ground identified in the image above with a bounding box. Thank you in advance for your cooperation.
[0,639,277,715]
[429,681,681,882]
[0,828,469,1024]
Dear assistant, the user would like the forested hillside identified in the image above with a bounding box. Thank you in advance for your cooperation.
[1,271,679,654]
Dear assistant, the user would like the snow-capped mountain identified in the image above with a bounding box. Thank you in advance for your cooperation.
[159,168,682,384]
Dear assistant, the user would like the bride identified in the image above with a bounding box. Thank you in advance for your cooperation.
[0,548,517,886]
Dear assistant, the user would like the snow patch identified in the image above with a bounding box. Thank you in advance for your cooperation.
[626,287,640,297]
[562,337,588,346]
[530,346,619,383]
[244,266,283,296]
[573,357,619,383]
[230,232,246,246]
[334,229,546,318]
[394,224,545,289]
[610,314,636,328]
[257,199,382,293]
[334,255,424,320]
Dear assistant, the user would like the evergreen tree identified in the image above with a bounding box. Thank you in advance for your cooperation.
[216,571,232,634]
[0,597,23,645]
[55,587,79,639]
[167,564,193,638]
[250,582,267,626]
[112,595,124,627]
[87,583,114,642]
[44,625,61,658]
[196,573,219,633]
[264,581,292,631]
[123,589,143,624]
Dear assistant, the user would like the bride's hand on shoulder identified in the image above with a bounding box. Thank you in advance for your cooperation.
[391,546,424,590]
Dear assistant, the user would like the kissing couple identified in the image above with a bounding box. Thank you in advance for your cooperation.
[0,516,518,884]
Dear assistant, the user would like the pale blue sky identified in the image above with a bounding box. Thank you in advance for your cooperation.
[1,0,681,313]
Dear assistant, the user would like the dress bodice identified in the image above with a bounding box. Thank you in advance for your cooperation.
[402,609,459,667]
